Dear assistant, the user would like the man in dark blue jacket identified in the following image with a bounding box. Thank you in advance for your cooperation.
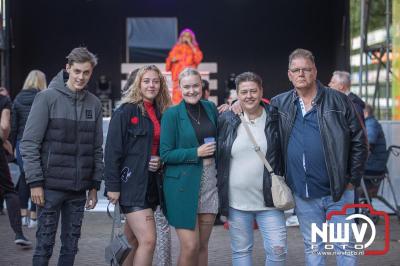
[364,104,387,174]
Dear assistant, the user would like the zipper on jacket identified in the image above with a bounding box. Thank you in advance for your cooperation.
[75,94,79,190]
[316,104,334,196]
[299,98,310,199]
[284,103,296,184]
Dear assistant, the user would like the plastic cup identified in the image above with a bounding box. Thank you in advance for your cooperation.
[204,137,216,144]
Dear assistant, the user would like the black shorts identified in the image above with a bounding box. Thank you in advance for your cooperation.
[120,171,159,214]
[120,204,157,214]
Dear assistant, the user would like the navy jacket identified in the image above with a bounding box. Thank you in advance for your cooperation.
[365,116,387,173]
[104,103,159,206]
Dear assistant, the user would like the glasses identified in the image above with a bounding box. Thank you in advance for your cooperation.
[289,68,313,75]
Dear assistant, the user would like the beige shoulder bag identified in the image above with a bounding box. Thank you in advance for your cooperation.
[239,114,295,210]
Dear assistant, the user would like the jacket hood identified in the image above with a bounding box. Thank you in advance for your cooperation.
[48,70,88,101]
[14,88,39,106]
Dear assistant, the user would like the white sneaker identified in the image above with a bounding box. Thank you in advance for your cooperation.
[286,215,300,227]
[21,216,29,227]
[28,219,37,228]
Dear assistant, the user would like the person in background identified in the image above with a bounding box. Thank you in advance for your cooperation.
[121,68,139,98]
[10,70,47,229]
[0,86,8,215]
[0,90,32,247]
[329,70,365,123]
[21,47,103,265]
[218,72,287,265]
[363,104,387,175]
[160,68,218,266]
[201,79,210,100]
[0,86,9,97]
[105,65,172,266]
[166,28,203,104]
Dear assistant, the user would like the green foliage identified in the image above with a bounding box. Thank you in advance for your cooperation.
[350,0,388,39]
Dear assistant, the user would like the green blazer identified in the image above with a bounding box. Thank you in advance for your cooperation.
[160,100,218,229]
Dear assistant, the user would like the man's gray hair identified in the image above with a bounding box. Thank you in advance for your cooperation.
[332,71,351,88]
[288,48,315,68]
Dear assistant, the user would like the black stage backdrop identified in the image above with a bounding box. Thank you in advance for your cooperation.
[9,0,349,103]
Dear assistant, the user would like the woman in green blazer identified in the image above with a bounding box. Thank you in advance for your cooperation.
[160,68,218,266]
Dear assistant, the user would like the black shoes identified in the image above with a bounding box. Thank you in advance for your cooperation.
[15,234,32,247]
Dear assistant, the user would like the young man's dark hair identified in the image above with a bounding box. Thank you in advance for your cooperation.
[21,47,104,265]
[66,47,98,67]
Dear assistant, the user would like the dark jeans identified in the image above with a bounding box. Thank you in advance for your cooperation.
[33,189,86,266]
[0,194,4,211]
[0,146,23,236]
[16,140,36,212]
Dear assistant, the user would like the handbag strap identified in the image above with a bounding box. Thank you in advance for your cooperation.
[107,201,123,242]
[239,114,275,175]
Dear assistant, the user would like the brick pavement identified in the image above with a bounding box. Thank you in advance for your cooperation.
[0,212,399,266]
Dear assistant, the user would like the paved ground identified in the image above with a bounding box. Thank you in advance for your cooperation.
[0,211,399,266]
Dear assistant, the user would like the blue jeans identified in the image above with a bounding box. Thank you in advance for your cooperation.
[228,207,287,266]
[33,189,86,266]
[295,190,358,266]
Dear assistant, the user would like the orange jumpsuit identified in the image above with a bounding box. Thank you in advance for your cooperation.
[166,44,203,104]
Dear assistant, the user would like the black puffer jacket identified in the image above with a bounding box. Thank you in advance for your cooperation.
[20,70,104,191]
[10,88,39,147]
[217,102,283,217]
[271,82,368,202]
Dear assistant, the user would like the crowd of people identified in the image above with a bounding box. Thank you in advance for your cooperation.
[0,42,390,266]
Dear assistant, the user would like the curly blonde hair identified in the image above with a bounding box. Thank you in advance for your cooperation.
[121,65,171,114]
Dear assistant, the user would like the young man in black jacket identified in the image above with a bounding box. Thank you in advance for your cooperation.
[21,47,104,266]
[271,49,367,265]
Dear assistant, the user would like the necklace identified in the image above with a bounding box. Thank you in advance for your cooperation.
[247,107,263,124]
[187,104,201,125]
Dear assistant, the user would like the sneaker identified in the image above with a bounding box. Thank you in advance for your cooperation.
[15,235,32,247]
[286,215,300,227]
[28,219,37,228]
[21,216,29,226]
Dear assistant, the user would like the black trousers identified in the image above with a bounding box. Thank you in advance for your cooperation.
[0,146,23,236]
[33,189,86,266]
[15,140,36,211]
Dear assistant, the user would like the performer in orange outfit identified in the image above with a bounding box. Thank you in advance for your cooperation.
[166,28,203,104]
